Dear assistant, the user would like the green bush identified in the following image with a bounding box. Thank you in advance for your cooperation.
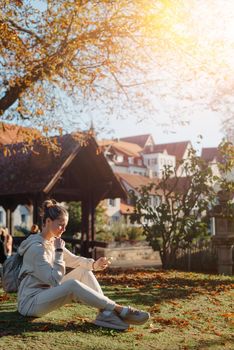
[126,226,145,241]
[96,220,145,242]
[96,230,114,242]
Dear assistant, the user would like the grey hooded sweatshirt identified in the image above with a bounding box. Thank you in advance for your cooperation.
[17,234,94,315]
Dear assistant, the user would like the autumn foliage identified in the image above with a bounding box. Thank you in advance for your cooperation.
[0,0,179,122]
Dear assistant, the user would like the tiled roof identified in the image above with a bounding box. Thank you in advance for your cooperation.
[99,139,142,157]
[116,173,161,194]
[113,160,146,169]
[117,172,191,196]
[201,147,223,163]
[0,133,126,202]
[111,141,142,157]
[144,141,191,160]
[120,202,135,214]
[119,134,153,148]
[164,177,191,195]
[0,123,41,146]
[98,139,114,147]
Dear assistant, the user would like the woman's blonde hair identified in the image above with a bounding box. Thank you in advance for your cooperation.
[30,224,39,234]
[40,199,68,224]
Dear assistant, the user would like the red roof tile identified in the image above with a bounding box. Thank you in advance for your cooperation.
[116,173,161,194]
[98,140,142,157]
[120,202,135,214]
[0,123,41,146]
[119,134,154,148]
[144,141,191,160]
[164,177,191,195]
[201,147,223,163]
[116,172,191,196]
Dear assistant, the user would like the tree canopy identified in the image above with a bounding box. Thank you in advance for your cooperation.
[0,1,234,136]
[0,0,175,129]
[130,147,217,268]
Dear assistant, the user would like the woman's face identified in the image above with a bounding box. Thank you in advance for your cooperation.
[47,214,69,238]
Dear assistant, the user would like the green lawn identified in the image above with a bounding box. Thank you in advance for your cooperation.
[0,269,233,350]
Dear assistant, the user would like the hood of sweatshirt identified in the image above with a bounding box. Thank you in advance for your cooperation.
[18,234,53,256]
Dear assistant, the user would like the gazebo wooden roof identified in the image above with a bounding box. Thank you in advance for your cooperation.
[0,133,126,256]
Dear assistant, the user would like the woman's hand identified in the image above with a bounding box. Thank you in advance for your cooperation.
[93,257,113,271]
[54,237,65,250]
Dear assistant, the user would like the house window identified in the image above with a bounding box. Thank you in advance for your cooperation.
[138,159,142,166]
[0,211,3,224]
[151,159,157,165]
[149,196,161,207]
[21,214,26,224]
[154,196,161,207]
[115,155,123,163]
[109,199,116,207]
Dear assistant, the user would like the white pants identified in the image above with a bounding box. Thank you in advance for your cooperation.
[27,267,116,317]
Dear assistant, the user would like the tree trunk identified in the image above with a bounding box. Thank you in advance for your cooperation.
[0,63,47,115]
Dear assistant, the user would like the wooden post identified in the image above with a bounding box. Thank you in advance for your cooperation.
[81,193,96,257]
[3,202,17,236]
[81,199,88,257]
[5,208,11,232]
[33,199,39,226]
[32,195,44,229]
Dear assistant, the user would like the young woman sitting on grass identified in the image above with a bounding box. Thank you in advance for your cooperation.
[17,199,150,330]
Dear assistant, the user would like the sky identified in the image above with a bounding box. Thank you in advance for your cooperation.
[101,110,224,150]
[97,0,233,151]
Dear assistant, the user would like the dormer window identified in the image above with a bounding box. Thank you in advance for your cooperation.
[115,155,123,163]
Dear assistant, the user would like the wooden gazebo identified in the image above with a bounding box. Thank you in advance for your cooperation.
[0,133,126,256]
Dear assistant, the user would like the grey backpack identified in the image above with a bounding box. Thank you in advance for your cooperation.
[2,253,24,293]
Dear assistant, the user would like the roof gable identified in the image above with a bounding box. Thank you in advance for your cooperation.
[144,141,191,160]
[99,139,142,157]
[119,134,154,148]
[201,147,223,163]
[116,172,160,194]
[0,133,126,204]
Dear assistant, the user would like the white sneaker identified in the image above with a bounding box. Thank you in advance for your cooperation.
[93,311,129,331]
[120,307,150,325]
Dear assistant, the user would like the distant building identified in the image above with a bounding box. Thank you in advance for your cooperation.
[100,135,194,223]
[201,146,234,182]
[100,137,192,180]
[143,141,192,177]
[99,139,147,176]
[102,172,162,225]
[119,134,155,149]
[100,134,233,223]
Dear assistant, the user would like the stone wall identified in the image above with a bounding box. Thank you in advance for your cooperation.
[94,241,162,268]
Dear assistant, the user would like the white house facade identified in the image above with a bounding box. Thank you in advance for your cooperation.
[0,205,32,233]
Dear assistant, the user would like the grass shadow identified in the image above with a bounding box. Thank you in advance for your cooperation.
[194,335,234,349]
[0,310,126,338]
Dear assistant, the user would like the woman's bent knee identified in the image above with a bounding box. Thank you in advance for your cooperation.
[64,278,81,291]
